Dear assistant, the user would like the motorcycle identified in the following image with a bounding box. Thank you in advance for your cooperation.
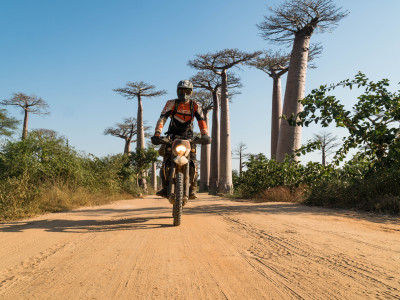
[152,135,210,226]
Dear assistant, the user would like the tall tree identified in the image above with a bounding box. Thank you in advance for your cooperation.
[113,82,166,150]
[191,71,242,193]
[248,46,322,158]
[232,142,249,177]
[114,82,166,192]
[248,50,290,158]
[189,49,259,194]
[1,93,49,139]
[191,90,213,192]
[313,131,340,166]
[258,0,348,162]
[0,108,19,137]
[104,117,150,154]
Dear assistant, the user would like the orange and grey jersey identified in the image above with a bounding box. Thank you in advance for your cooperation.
[155,99,208,136]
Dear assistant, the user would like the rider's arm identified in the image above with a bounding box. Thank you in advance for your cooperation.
[193,102,208,136]
[154,100,175,136]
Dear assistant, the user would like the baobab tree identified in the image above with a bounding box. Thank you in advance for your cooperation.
[1,93,49,139]
[248,50,290,159]
[104,117,151,154]
[190,70,242,193]
[257,0,348,162]
[113,82,166,150]
[188,49,259,194]
[248,46,322,158]
[313,131,340,166]
[232,142,249,177]
[0,108,19,137]
[191,90,213,192]
[114,82,166,192]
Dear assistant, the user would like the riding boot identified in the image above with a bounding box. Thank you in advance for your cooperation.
[189,159,198,199]
[189,181,197,199]
[156,165,168,198]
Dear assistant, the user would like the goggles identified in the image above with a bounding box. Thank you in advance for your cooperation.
[178,88,192,95]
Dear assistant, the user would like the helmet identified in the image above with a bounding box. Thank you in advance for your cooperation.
[177,80,193,102]
[177,80,193,90]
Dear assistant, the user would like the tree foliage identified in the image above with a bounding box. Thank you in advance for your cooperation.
[257,0,349,43]
[248,50,290,76]
[1,93,49,115]
[104,117,138,139]
[191,91,213,112]
[1,93,50,139]
[104,117,152,154]
[191,70,242,98]
[188,49,260,73]
[0,108,19,137]
[130,148,158,182]
[0,133,141,219]
[235,153,324,197]
[288,72,400,163]
[113,82,167,99]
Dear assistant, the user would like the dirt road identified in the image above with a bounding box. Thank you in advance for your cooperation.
[0,194,399,299]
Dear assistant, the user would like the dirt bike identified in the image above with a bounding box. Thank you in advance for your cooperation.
[152,135,210,226]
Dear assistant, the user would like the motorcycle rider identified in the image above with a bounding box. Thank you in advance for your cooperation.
[151,80,211,199]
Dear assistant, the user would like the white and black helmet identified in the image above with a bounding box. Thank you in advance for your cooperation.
[177,80,193,102]
[177,80,193,91]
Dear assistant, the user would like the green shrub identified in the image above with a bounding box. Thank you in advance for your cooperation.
[0,133,139,220]
[305,154,400,214]
[235,154,325,198]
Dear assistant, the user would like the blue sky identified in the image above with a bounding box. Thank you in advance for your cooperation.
[1,0,400,169]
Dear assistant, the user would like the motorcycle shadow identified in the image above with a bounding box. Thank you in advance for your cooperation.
[0,215,175,233]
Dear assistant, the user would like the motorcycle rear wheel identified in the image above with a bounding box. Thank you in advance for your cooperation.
[173,172,184,226]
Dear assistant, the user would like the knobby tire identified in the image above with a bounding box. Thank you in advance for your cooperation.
[173,172,184,226]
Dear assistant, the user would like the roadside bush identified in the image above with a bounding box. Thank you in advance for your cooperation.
[234,151,399,214]
[0,133,138,220]
[0,132,83,184]
[234,154,325,199]
[306,156,400,213]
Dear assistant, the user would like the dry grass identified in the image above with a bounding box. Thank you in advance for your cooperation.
[253,186,307,203]
[0,180,134,221]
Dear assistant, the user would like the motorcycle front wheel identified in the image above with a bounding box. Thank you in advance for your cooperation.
[173,171,184,226]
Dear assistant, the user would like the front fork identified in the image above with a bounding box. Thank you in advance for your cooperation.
[168,159,190,202]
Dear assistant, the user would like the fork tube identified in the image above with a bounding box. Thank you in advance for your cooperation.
[169,161,176,198]
[185,162,190,199]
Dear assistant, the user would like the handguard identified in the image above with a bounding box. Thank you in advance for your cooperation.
[193,135,212,145]
[151,136,170,145]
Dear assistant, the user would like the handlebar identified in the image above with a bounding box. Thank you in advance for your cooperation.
[151,135,211,145]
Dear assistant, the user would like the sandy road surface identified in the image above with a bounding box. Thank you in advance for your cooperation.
[0,194,399,299]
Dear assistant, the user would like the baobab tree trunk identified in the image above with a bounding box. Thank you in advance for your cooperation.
[200,110,211,192]
[209,91,220,194]
[137,95,145,150]
[22,110,29,139]
[271,75,282,159]
[151,162,157,191]
[239,154,242,177]
[136,94,147,192]
[124,139,131,154]
[218,70,233,194]
[276,34,310,162]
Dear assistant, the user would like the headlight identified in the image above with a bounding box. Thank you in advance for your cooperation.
[175,145,187,156]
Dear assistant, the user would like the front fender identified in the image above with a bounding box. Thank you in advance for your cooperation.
[173,156,189,166]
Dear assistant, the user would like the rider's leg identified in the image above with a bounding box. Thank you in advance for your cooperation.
[156,156,169,198]
[189,151,198,199]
